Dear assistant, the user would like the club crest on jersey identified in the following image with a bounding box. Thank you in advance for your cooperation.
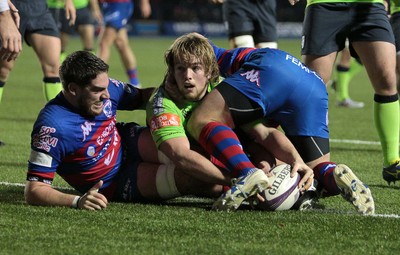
[103,99,112,118]
[87,146,96,157]
[240,69,260,87]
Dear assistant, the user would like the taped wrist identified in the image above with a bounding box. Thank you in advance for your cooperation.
[71,196,81,209]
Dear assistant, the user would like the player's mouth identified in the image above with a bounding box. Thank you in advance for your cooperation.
[93,101,103,109]
[184,83,196,92]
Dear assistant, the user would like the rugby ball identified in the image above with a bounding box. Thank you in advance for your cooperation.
[257,164,300,211]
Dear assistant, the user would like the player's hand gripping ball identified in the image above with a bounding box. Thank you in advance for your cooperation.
[256,164,301,211]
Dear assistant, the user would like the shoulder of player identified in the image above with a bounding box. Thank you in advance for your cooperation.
[148,86,180,111]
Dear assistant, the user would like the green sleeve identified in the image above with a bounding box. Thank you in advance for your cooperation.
[146,87,189,148]
[73,0,89,9]
[47,0,65,8]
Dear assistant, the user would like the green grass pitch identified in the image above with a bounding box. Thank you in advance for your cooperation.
[0,37,399,255]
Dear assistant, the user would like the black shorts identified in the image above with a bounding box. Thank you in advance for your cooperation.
[112,122,148,203]
[223,0,277,43]
[216,81,264,127]
[49,6,96,34]
[13,0,60,45]
[302,3,395,57]
[391,12,400,52]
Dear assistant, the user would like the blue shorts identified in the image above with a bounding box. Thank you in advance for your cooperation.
[111,122,148,203]
[302,3,395,57]
[101,2,133,30]
[217,49,330,162]
[220,48,329,138]
[13,0,60,45]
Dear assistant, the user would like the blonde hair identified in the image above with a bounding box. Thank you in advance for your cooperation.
[164,33,220,84]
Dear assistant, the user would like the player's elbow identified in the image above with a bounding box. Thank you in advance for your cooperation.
[24,190,36,206]
[24,181,43,206]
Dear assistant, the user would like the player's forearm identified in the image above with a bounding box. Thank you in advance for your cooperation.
[175,150,230,185]
[263,129,304,165]
[24,181,78,208]
[160,140,230,185]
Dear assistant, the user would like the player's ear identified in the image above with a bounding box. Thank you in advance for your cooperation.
[67,82,78,95]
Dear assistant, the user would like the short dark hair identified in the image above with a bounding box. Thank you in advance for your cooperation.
[59,51,109,89]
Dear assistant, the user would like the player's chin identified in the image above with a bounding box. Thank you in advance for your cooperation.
[184,92,201,102]
[90,104,103,116]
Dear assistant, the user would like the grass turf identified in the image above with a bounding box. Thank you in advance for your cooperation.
[0,37,399,255]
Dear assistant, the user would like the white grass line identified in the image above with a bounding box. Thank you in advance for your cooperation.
[0,181,25,187]
[309,208,400,219]
[3,183,399,218]
[0,181,74,191]
[330,138,380,146]
[371,214,400,219]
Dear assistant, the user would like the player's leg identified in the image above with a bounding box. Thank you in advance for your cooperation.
[137,163,224,200]
[254,0,278,49]
[75,6,96,53]
[27,33,62,101]
[353,41,400,183]
[281,75,374,214]
[60,31,69,59]
[112,161,224,203]
[113,123,224,203]
[0,59,15,146]
[223,0,255,48]
[335,47,364,108]
[229,35,255,48]
[114,28,140,87]
[57,8,72,63]
[302,53,337,85]
[97,26,117,63]
[187,84,270,211]
[390,12,400,92]
[0,59,14,104]
[77,24,95,52]
[121,122,232,188]
[188,87,259,178]
[301,3,343,85]
[397,52,400,93]
[288,135,375,214]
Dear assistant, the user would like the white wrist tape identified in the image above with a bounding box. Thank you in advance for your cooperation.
[0,0,9,12]
[156,164,181,199]
[71,196,80,209]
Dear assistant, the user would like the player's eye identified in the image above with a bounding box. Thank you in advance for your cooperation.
[192,65,202,72]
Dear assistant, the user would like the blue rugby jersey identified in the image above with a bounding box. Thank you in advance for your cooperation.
[27,79,142,194]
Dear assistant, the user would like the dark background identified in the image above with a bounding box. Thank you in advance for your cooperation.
[129,0,306,37]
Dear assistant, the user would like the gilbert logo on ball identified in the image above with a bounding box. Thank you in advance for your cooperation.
[258,164,301,211]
